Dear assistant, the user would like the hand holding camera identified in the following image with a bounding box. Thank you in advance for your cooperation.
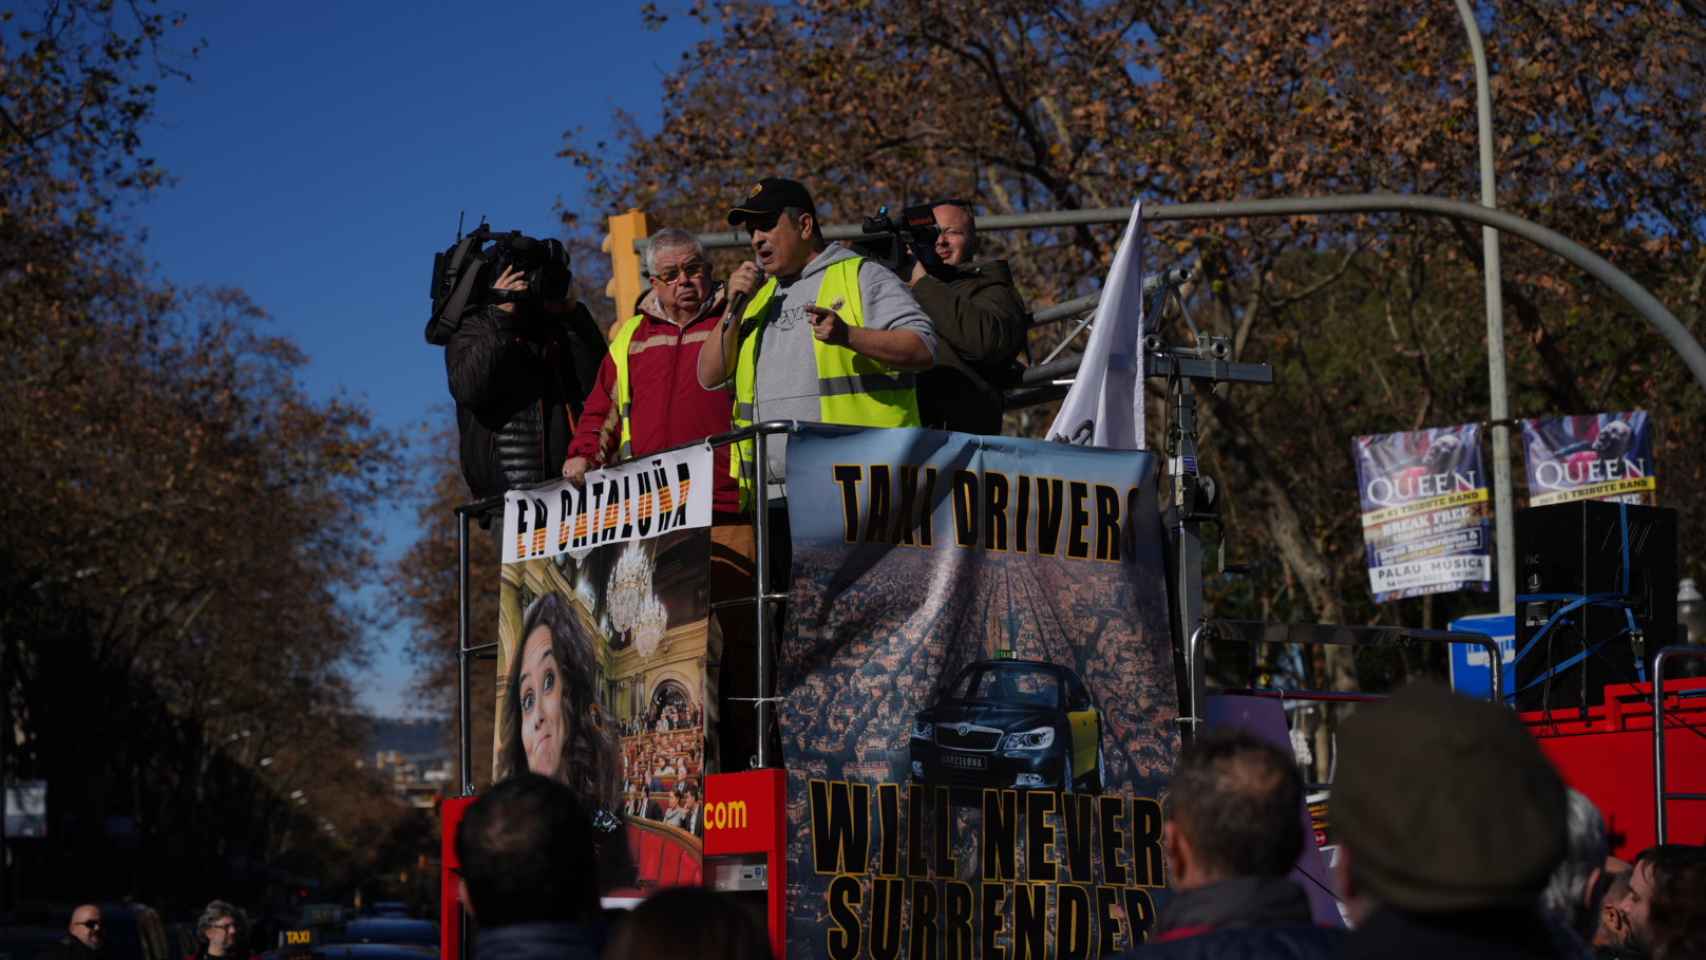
[491,264,529,314]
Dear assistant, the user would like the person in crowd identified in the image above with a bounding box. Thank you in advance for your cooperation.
[498,592,634,887]
[699,176,935,507]
[1332,683,1572,959]
[456,773,605,960]
[1117,729,1341,958]
[445,245,605,503]
[663,781,703,837]
[1593,869,1641,959]
[1646,849,1706,959]
[1541,789,1613,943]
[601,887,769,960]
[37,905,103,960]
[190,902,242,960]
[1617,844,1706,958]
[906,200,1029,435]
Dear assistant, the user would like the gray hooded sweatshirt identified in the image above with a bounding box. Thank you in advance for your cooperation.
[743,243,936,498]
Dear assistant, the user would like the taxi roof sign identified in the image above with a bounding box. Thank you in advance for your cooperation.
[993,649,1015,660]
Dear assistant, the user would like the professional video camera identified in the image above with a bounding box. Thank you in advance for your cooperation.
[851,203,944,276]
[424,223,574,345]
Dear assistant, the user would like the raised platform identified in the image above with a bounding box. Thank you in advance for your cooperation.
[1520,676,1706,858]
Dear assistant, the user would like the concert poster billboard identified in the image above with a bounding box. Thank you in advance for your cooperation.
[492,445,716,896]
[1351,424,1492,603]
[1521,411,1657,506]
[781,424,1180,959]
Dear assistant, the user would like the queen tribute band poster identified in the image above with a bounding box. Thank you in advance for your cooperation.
[1351,424,1493,603]
[1521,411,1657,507]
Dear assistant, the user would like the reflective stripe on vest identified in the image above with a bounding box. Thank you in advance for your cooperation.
[728,256,921,506]
[608,314,644,462]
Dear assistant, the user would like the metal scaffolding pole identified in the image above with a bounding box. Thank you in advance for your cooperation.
[1453,0,1516,614]
[803,193,1706,395]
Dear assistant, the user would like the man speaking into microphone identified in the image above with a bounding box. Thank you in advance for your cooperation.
[699,178,934,765]
[698,176,936,511]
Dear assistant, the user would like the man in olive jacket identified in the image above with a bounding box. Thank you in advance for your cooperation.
[908,201,1030,435]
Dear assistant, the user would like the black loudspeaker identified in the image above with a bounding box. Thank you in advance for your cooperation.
[1514,501,1676,713]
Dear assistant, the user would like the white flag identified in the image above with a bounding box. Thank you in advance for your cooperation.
[1046,199,1147,449]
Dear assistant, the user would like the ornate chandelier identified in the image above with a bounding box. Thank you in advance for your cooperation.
[608,543,669,657]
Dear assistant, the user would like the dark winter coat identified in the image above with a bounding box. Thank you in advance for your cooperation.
[35,938,100,960]
[445,302,606,501]
[1341,906,1588,960]
[1119,875,1344,960]
[910,259,1029,435]
[472,922,604,960]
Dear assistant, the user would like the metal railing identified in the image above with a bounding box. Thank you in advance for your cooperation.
[1652,645,1706,844]
[1181,620,1505,737]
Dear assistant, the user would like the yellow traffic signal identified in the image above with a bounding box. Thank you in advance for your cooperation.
[602,209,649,319]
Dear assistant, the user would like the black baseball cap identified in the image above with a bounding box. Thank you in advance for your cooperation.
[726,177,817,226]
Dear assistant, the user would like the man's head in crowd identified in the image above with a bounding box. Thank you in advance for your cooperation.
[1648,851,1706,959]
[604,887,769,960]
[645,228,713,324]
[930,201,978,267]
[1540,788,1611,938]
[197,902,241,957]
[456,773,600,927]
[1595,868,1635,949]
[68,905,103,951]
[1621,844,1706,954]
[727,177,822,279]
[1161,729,1304,890]
[1332,683,1566,921]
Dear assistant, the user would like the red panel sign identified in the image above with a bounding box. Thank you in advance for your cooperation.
[704,768,785,856]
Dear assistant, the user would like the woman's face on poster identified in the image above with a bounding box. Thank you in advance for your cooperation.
[519,624,567,780]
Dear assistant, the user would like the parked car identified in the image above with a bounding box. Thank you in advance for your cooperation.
[0,924,63,960]
[259,944,436,960]
[332,920,437,948]
[910,656,1105,796]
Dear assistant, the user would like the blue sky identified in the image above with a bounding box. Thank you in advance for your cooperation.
[132,1,704,715]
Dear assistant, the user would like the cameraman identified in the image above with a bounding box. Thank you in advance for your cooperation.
[907,201,1029,436]
[445,250,606,502]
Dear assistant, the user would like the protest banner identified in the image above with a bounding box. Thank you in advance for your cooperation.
[781,425,1179,958]
[493,445,716,895]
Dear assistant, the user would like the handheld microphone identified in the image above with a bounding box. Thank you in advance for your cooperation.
[722,268,766,333]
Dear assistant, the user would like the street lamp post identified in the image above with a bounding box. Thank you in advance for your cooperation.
[1451,0,1516,614]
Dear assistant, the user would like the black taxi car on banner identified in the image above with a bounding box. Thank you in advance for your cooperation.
[910,654,1105,795]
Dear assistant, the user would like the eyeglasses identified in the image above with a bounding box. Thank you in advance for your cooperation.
[651,261,709,285]
[742,210,784,233]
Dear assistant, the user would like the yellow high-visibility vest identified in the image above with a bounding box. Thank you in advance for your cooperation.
[729,256,921,506]
[607,314,644,461]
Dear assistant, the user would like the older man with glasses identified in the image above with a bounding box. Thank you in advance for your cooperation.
[37,905,104,960]
[192,902,244,960]
[561,226,759,768]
